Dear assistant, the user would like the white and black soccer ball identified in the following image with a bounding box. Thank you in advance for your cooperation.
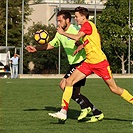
[34,30,49,44]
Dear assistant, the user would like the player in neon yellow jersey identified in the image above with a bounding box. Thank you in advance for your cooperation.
[26,10,104,122]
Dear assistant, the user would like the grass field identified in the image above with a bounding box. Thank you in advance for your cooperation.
[0,78,133,133]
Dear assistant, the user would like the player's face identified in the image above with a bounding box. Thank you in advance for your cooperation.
[57,15,68,30]
[75,12,85,25]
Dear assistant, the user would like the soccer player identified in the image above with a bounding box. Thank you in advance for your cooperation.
[26,10,104,122]
[48,7,133,121]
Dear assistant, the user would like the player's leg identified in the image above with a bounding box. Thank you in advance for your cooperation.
[94,60,133,105]
[60,78,91,110]
[59,69,87,118]
[48,62,103,121]
[59,78,66,91]
[73,86,104,121]
[71,86,92,120]
[104,78,133,104]
[73,81,104,121]
[48,69,86,121]
[60,76,92,119]
[60,78,91,120]
[60,71,94,111]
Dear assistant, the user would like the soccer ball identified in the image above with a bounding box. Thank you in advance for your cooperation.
[34,30,49,44]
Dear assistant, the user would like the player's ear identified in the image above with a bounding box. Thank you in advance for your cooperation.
[66,18,69,23]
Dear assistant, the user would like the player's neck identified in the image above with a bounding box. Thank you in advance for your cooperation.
[81,19,88,26]
[64,23,71,31]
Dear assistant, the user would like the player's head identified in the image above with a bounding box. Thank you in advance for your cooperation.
[74,6,89,25]
[57,10,71,30]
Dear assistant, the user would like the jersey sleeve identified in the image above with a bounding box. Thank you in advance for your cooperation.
[80,21,92,35]
[49,33,61,48]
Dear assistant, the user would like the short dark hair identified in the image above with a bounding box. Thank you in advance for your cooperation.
[57,10,71,22]
[75,6,89,19]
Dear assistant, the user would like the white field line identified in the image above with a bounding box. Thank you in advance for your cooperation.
[19,74,133,79]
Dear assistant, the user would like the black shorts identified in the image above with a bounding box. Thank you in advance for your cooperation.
[64,61,86,87]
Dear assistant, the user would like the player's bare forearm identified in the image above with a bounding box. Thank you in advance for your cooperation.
[26,46,37,53]
[26,43,54,53]
[26,44,48,52]
[35,44,48,51]
[36,43,54,51]
[73,44,84,55]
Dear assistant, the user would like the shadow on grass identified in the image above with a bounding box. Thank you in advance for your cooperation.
[23,106,80,120]
[23,106,132,122]
[23,108,46,111]
[104,117,133,122]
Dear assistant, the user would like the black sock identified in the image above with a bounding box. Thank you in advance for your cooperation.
[79,94,93,109]
[72,89,93,109]
[71,88,103,115]
[92,109,102,115]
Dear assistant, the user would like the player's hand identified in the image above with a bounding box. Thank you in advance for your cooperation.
[75,41,82,46]
[25,45,37,53]
[57,26,64,35]
[73,44,84,55]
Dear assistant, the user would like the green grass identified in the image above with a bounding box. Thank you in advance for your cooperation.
[0,78,133,133]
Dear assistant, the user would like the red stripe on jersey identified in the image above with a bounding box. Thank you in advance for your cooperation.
[83,39,89,47]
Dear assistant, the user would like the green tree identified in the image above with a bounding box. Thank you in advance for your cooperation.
[24,22,69,74]
[96,0,133,74]
[0,6,5,45]
[0,0,32,47]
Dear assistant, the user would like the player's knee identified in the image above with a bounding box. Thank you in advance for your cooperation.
[59,83,65,90]
[66,78,73,86]
[59,79,66,90]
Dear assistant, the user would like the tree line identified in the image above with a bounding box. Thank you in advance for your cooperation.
[0,0,133,74]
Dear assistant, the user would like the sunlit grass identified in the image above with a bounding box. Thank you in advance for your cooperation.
[0,78,133,133]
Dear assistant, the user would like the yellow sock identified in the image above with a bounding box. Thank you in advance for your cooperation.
[61,86,73,110]
[121,89,133,104]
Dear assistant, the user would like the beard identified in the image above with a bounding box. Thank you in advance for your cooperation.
[62,22,67,30]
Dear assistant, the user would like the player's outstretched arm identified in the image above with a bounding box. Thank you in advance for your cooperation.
[26,46,37,53]
[26,43,54,53]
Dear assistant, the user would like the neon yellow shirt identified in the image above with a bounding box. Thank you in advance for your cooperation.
[49,24,86,65]
[80,21,107,64]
